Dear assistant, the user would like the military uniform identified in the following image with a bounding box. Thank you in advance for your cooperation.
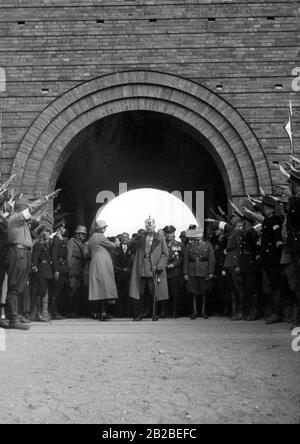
[216,220,243,319]
[183,231,215,319]
[211,231,230,315]
[239,223,260,319]
[163,230,183,317]
[32,236,53,321]
[286,194,300,324]
[67,235,85,316]
[6,210,33,324]
[51,235,69,318]
[261,204,283,321]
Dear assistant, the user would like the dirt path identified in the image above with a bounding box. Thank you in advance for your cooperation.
[0,318,299,424]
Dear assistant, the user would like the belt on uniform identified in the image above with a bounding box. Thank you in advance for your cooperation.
[58,258,67,262]
[144,254,151,258]
[190,258,206,263]
[9,243,32,251]
[40,260,52,264]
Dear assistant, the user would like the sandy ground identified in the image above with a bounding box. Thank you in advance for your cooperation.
[0,317,299,424]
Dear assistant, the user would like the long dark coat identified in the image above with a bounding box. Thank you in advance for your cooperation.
[129,232,169,301]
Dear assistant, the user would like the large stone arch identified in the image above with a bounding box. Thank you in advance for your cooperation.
[11,70,272,201]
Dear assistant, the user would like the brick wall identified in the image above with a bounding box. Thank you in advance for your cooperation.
[0,0,299,192]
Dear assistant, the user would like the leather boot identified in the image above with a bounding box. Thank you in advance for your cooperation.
[9,320,30,330]
[265,314,283,324]
[201,294,208,319]
[6,292,31,330]
[231,312,243,321]
[52,297,64,320]
[19,315,31,324]
[231,294,236,318]
[0,319,9,329]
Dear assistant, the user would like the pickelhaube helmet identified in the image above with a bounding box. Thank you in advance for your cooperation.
[145,215,156,228]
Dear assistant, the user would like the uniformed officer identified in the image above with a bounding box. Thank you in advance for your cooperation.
[183,227,215,319]
[285,168,300,326]
[238,212,260,320]
[210,225,231,316]
[161,225,183,318]
[6,190,60,330]
[67,225,87,317]
[32,224,53,322]
[51,219,69,319]
[206,215,244,320]
[260,195,284,324]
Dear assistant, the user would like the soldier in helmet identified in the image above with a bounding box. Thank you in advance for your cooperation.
[160,225,183,318]
[183,227,215,319]
[67,225,87,317]
[129,216,169,321]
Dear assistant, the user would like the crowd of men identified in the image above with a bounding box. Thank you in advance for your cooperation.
[0,155,300,330]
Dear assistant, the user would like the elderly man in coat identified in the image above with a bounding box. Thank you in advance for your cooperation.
[129,216,169,321]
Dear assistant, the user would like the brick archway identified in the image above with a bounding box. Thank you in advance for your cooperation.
[12,70,272,200]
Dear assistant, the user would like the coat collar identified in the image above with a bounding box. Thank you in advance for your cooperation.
[140,232,161,254]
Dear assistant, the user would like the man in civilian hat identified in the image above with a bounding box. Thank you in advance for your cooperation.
[129,216,169,321]
[67,225,87,317]
[160,225,183,318]
[32,224,53,322]
[260,195,284,324]
[6,189,60,330]
[51,218,69,319]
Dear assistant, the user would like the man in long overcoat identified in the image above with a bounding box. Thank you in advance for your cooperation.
[129,216,169,321]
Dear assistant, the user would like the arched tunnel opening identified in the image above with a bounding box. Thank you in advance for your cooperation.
[56,110,228,234]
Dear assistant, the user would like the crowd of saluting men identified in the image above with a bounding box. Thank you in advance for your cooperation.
[0,156,300,330]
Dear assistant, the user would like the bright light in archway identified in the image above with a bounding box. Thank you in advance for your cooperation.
[96,188,199,239]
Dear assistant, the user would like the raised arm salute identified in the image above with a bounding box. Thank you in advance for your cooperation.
[6,189,60,330]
